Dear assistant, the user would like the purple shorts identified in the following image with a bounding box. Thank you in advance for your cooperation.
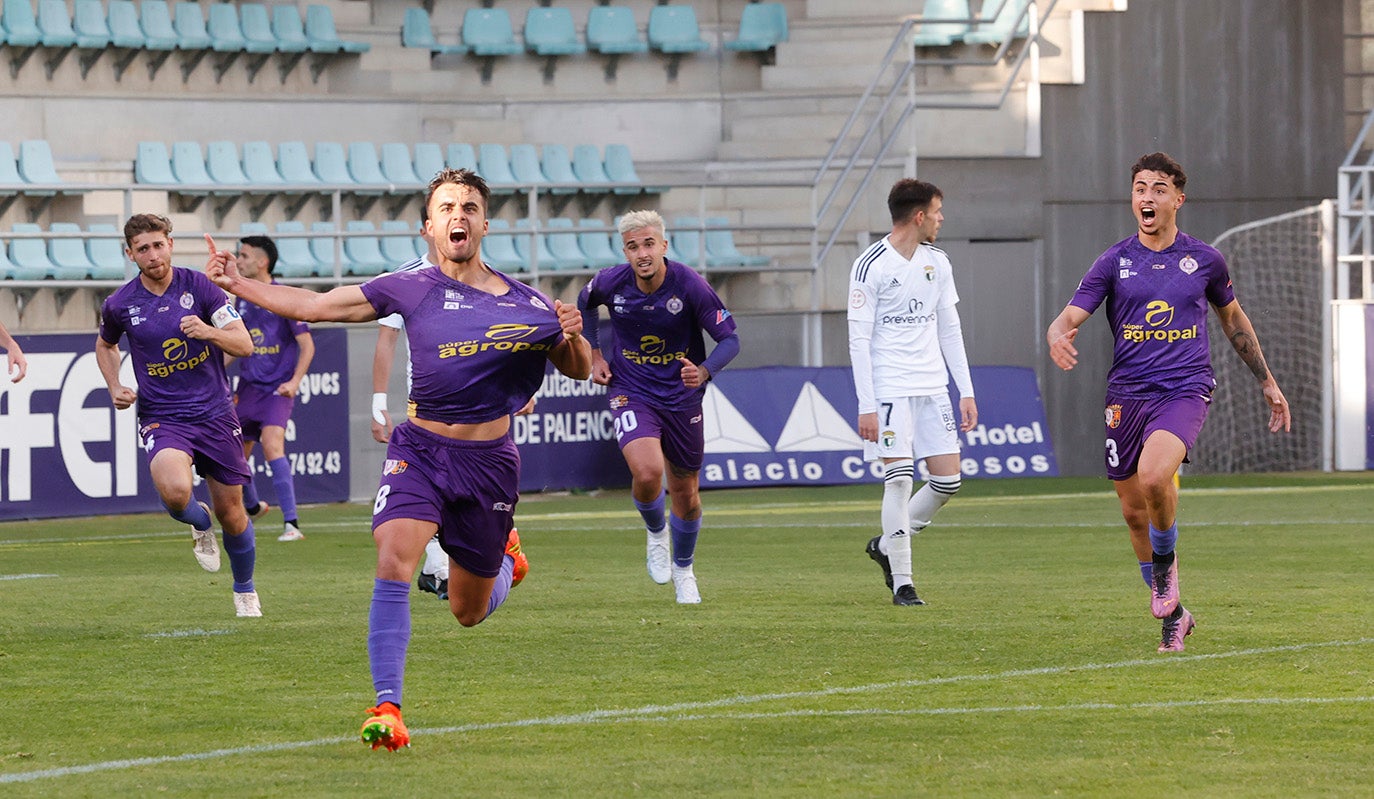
[139,411,251,486]
[371,421,519,579]
[234,382,294,441]
[609,394,705,472]
[1102,391,1212,481]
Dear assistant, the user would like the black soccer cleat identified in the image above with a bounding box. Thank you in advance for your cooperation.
[865,535,894,590]
[417,572,448,600]
[892,585,925,606]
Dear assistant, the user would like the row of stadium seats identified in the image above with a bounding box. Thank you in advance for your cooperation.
[0,0,367,81]
[134,140,661,198]
[912,0,1030,48]
[0,222,125,280]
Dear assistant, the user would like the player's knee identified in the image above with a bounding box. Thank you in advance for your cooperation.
[883,459,915,482]
[452,606,485,627]
[928,473,961,497]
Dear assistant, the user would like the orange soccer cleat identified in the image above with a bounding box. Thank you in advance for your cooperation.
[360,702,410,751]
[506,527,529,587]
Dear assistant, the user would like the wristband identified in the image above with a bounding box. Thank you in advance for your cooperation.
[371,392,389,426]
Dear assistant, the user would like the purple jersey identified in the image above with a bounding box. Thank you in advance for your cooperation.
[235,282,309,389]
[1069,232,1235,398]
[577,260,737,410]
[98,266,238,421]
[360,266,564,424]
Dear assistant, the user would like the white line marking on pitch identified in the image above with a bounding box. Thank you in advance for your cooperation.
[144,629,234,639]
[0,573,57,581]
[4,636,1370,785]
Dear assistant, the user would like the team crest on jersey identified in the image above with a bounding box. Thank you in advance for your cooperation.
[530,296,549,311]
[383,459,408,475]
[609,394,630,409]
[881,429,896,448]
[1104,404,1122,429]
[849,289,866,309]
[924,264,935,282]
[1179,255,1199,275]
[667,296,683,314]
[179,292,195,309]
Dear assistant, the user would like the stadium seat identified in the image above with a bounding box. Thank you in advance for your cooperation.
[911,0,970,47]
[647,5,710,54]
[524,6,584,56]
[963,0,1030,46]
[9,223,56,280]
[545,218,589,270]
[306,5,368,54]
[36,0,77,48]
[514,218,559,272]
[578,218,623,268]
[276,141,321,186]
[478,143,519,194]
[134,141,177,184]
[0,142,22,186]
[136,0,180,51]
[461,8,520,56]
[446,142,478,172]
[48,221,94,280]
[271,4,310,53]
[670,216,707,268]
[172,1,212,49]
[380,142,422,187]
[107,0,148,49]
[86,223,126,280]
[586,5,646,54]
[540,144,583,196]
[724,2,788,52]
[170,141,214,188]
[206,2,247,52]
[238,221,269,235]
[345,142,391,192]
[412,142,445,183]
[402,7,465,56]
[238,4,277,54]
[18,140,64,188]
[482,218,523,272]
[242,141,286,185]
[313,141,357,187]
[72,0,112,48]
[510,143,564,194]
[273,220,318,277]
[604,143,658,195]
[2,0,42,48]
[571,145,614,194]
[705,216,770,267]
[380,219,422,264]
[309,221,343,276]
[344,220,388,276]
[205,141,249,186]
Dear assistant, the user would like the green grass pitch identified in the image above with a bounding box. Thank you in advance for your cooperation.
[1,473,1371,796]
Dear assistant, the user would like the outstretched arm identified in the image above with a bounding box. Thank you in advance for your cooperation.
[1046,305,1092,371]
[1214,300,1291,433]
[205,235,376,323]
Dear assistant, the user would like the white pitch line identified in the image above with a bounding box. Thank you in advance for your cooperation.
[4,636,1370,785]
[0,573,57,581]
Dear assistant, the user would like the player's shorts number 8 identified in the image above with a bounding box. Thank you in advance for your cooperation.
[373,483,392,514]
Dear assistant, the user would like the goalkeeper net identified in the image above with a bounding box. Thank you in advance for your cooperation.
[1187,205,1327,473]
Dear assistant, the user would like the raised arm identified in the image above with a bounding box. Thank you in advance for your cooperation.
[1213,299,1291,433]
[548,298,592,380]
[1046,304,1092,371]
[204,235,377,323]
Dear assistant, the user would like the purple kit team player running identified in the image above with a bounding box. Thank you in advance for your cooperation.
[205,168,591,752]
[577,210,740,604]
[94,213,264,618]
[1046,152,1291,652]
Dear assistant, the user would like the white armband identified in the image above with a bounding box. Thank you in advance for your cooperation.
[371,393,389,425]
[210,302,241,329]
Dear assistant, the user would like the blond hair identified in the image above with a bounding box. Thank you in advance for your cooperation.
[618,210,666,237]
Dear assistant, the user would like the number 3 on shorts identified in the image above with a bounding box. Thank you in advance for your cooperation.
[1105,438,1120,468]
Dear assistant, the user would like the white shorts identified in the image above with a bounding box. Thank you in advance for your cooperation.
[863,394,960,462]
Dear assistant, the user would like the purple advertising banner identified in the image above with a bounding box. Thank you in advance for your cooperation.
[515,365,629,492]
[0,329,349,521]
[700,365,1057,488]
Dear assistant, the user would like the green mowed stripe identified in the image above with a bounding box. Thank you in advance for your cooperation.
[1,474,1371,796]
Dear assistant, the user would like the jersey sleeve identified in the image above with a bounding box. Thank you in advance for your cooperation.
[1068,253,1113,315]
[847,253,880,413]
[577,273,604,348]
[360,272,406,318]
[691,275,737,342]
[98,296,124,345]
[1204,248,1237,308]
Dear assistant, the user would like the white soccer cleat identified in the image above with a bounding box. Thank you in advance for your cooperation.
[672,564,701,604]
[191,501,221,572]
[278,522,304,542]
[646,528,671,584]
[234,591,263,617]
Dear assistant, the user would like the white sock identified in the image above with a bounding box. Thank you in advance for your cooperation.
[421,536,448,580]
[908,473,961,532]
[882,461,914,588]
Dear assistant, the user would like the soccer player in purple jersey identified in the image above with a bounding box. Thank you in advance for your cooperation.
[94,213,264,618]
[230,235,315,542]
[206,169,591,751]
[577,210,741,604]
[1046,153,1291,652]
[0,317,26,382]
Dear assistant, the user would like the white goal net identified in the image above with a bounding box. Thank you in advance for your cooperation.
[1187,206,1327,473]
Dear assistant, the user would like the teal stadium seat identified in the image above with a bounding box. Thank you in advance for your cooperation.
[725,2,788,52]
[514,218,558,271]
[107,0,148,49]
[412,142,445,183]
[540,144,583,196]
[36,0,78,48]
[478,143,519,194]
[206,2,246,52]
[242,141,286,185]
[271,4,309,53]
[647,4,709,53]
[49,221,94,280]
[508,143,552,190]
[18,140,63,193]
[705,216,769,267]
[205,141,249,186]
[170,141,214,188]
[446,142,478,172]
[344,220,388,276]
[313,141,358,187]
[134,141,177,184]
[403,7,465,56]
[273,220,318,277]
[380,143,422,187]
[306,4,368,54]
[524,6,584,56]
[238,4,277,54]
[380,220,422,264]
[86,223,126,280]
[546,218,589,270]
[72,0,112,48]
[461,8,520,56]
[481,218,523,272]
[2,0,42,48]
[571,144,614,194]
[0,243,14,280]
[136,0,180,50]
[345,142,391,193]
[0,142,23,189]
[911,0,970,47]
[963,0,1030,46]
[309,221,343,276]
[9,223,56,280]
[670,217,707,268]
[276,141,322,186]
[586,5,646,54]
[578,218,623,268]
[604,143,659,195]
[172,1,212,49]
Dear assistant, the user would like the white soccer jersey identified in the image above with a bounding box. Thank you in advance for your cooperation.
[847,237,971,413]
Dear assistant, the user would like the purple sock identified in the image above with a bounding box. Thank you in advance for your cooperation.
[669,512,700,568]
[485,556,515,618]
[268,456,298,522]
[166,499,212,530]
[634,491,667,534]
[1149,522,1178,557]
[222,521,256,592]
[241,475,261,512]
[1139,561,1153,587]
[368,578,412,708]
